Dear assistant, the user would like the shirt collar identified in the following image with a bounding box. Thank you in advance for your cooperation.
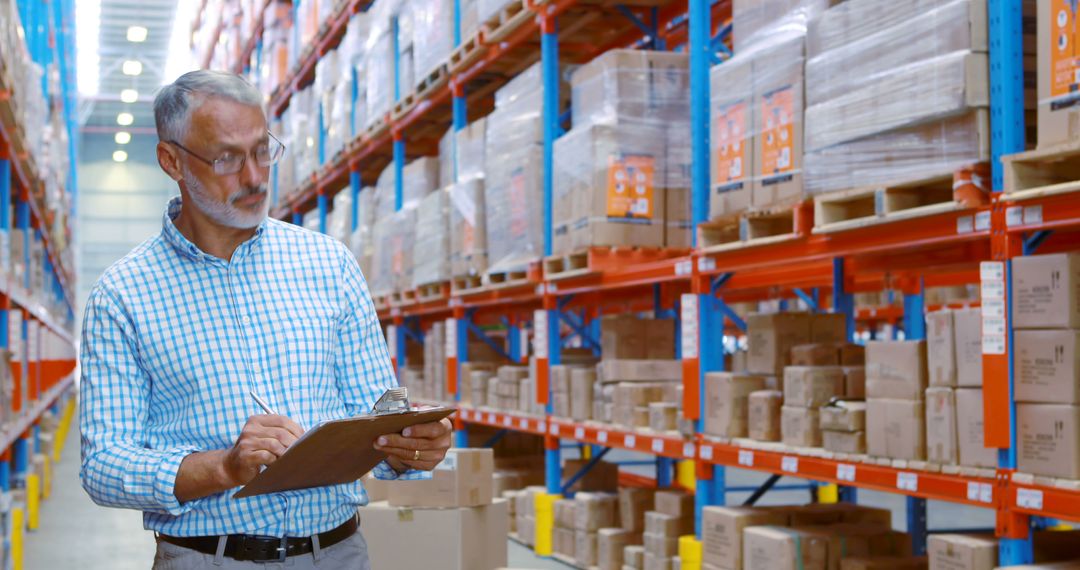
[161,196,268,263]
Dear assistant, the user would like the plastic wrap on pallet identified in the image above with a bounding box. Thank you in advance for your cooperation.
[375,163,396,219]
[329,189,353,245]
[477,0,517,27]
[412,0,454,83]
[806,0,986,107]
[457,117,487,182]
[805,52,987,152]
[302,210,321,233]
[708,53,755,220]
[461,0,480,39]
[350,187,377,278]
[364,11,396,130]
[484,144,544,275]
[552,121,668,256]
[806,0,980,59]
[438,128,455,189]
[749,35,807,210]
[449,178,488,277]
[804,111,989,195]
[732,0,830,53]
[570,50,690,127]
[370,207,417,295]
[403,157,440,210]
[412,189,451,288]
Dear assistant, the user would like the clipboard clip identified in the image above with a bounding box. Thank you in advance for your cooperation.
[370,387,411,416]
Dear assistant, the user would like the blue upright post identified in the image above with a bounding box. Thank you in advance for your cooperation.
[291,211,302,226]
[451,0,466,179]
[696,295,726,534]
[656,456,674,488]
[317,102,326,166]
[540,16,560,258]
[317,192,328,234]
[902,282,927,555]
[350,171,362,232]
[0,159,9,359]
[392,15,401,103]
[1000,258,1032,563]
[688,0,711,234]
[832,258,855,343]
[12,437,27,487]
[545,308,562,495]
[453,313,469,448]
[508,325,521,362]
[393,136,405,211]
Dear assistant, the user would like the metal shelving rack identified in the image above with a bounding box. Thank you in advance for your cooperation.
[223,0,1078,565]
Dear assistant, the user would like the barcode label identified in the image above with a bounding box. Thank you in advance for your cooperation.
[519,418,528,430]
[675,260,692,276]
[503,416,513,427]
[968,482,994,504]
[782,457,798,473]
[598,431,608,444]
[701,446,714,461]
[624,435,636,448]
[1016,488,1043,510]
[575,427,585,440]
[488,413,496,423]
[683,443,695,458]
[956,216,974,234]
[652,439,664,453]
[837,464,856,482]
[897,472,918,492]
[738,450,754,467]
[547,422,556,435]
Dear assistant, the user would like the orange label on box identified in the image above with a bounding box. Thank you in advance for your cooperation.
[714,101,748,186]
[606,155,655,219]
[759,86,796,176]
[391,235,404,274]
[509,167,528,238]
[1050,0,1080,105]
[462,222,475,252]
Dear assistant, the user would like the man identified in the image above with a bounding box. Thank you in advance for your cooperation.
[79,70,452,569]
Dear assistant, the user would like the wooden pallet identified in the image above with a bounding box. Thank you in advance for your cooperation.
[813,174,969,234]
[415,64,450,104]
[1003,139,1080,201]
[699,202,812,253]
[390,288,416,306]
[416,281,450,302]
[448,30,487,75]
[483,268,530,288]
[451,274,484,295]
[543,246,688,280]
[372,293,392,311]
[481,0,532,44]
[390,91,418,123]
[364,114,390,142]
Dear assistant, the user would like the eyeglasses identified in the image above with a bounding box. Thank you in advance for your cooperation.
[168,131,286,176]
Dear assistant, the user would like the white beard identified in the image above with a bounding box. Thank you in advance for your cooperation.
[181,164,269,229]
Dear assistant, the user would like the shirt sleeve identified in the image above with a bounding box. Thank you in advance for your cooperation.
[334,246,430,482]
[79,284,207,515]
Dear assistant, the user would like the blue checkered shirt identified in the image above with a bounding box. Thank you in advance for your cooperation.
[80,196,427,537]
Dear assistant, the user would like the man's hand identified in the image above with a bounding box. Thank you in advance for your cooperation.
[220,414,305,487]
[373,418,453,472]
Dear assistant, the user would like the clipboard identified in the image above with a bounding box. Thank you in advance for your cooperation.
[234,405,454,498]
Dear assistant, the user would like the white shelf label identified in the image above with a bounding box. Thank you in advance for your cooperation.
[974,211,992,231]
[540,421,548,433]
[1023,205,1043,225]
[956,216,974,234]
[967,482,994,504]
[782,457,799,473]
[701,445,714,461]
[533,309,549,359]
[519,418,529,430]
[683,443,696,458]
[983,336,1006,355]
[624,435,637,448]
[503,416,513,427]
[681,294,700,359]
[445,318,457,356]
[980,261,1005,282]
[449,297,463,308]
[980,261,1007,356]
[837,464,856,482]
[488,413,496,424]
[980,282,1005,301]
[982,316,1006,336]
[598,431,608,444]
[652,439,664,453]
[675,260,692,276]
[738,450,754,467]
[698,257,716,272]
[897,472,918,492]
[1016,488,1044,510]
[982,298,1006,318]
[1006,206,1024,227]
[575,427,585,440]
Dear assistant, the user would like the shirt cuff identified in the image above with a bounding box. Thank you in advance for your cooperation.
[371,460,432,481]
[153,447,205,516]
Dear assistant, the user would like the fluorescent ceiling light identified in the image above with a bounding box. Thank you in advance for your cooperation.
[163,1,198,84]
[122,60,143,76]
[117,112,134,126]
[120,89,139,103]
[113,150,129,162]
[76,0,101,96]
[127,26,148,42]
[115,132,132,145]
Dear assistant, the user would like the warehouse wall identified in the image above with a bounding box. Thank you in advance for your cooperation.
[76,132,175,318]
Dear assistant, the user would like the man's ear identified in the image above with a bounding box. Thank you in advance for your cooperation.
[157,142,183,182]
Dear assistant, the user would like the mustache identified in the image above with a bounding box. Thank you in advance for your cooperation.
[228,185,268,204]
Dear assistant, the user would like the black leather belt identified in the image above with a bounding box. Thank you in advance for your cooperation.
[158,515,358,562]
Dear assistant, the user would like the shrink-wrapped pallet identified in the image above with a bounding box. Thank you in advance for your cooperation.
[570,49,690,126]
[449,178,488,277]
[412,189,451,288]
[350,187,377,278]
[370,208,417,296]
[411,0,454,82]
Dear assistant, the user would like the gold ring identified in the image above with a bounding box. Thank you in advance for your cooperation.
[413,449,421,461]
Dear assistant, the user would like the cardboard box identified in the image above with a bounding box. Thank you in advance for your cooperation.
[791,344,841,366]
[823,430,866,454]
[603,315,649,359]
[783,366,845,408]
[518,514,535,546]
[556,498,578,529]
[362,474,390,503]
[493,471,524,496]
[954,308,983,387]
[1017,404,1080,479]
[360,500,508,570]
[844,366,867,399]
[782,406,823,447]
[1016,329,1080,403]
[564,460,620,494]
[867,399,926,461]
[813,525,912,570]
[751,36,807,210]
[654,490,694,519]
[650,402,680,432]
[926,386,959,464]
[811,313,848,344]
[600,360,683,383]
[645,533,681,557]
[578,530,600,567]
[928,534,997,570]
[555,527,577,558]
[645,511,694,537]
[701,506,789,570]
[570,49,689,124]
[866,341,928,400]
[747,312,813,376]
[705,372,768,438]
[955,389,998,469]
[576,492,619,531]
[645,552,674,570]
[787,504,892,527]
[749,390,784,441]
[1037,0,1080,149]
[620,487,656,533]
[571,368,596,420]
[840,557,928,570]
[744,526,829,570]
[840,344,866,366]
[599,528,638,570]
[820,401,866,432]
[388,448,494,508]
[709,51,755,221]
[626,545,646,569]
[1012,253,1080,329]
[927,310,957,387]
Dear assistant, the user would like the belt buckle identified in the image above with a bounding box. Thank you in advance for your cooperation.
[278,535,288,562]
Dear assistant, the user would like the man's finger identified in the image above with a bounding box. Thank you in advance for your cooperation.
[246,449,278,467]
[252,437,288,458]
[251,415,305,439]
[400,420,451,439]
[375,434,444,450]
[376,445,439,464]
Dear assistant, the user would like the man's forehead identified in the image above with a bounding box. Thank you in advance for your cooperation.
[190,98,267,146]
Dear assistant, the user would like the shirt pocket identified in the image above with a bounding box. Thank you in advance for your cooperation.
[278,319,345,427]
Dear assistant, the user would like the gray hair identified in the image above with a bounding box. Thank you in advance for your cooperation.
[153,70,264,142]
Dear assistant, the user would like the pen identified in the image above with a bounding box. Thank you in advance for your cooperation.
[250,391,277,415]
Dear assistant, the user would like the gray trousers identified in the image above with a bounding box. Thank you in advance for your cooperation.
[152,529,371,570]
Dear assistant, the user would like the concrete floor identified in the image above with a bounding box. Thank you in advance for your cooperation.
[25,415,995,570]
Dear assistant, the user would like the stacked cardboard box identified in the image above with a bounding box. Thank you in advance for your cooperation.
[554,499,578,561]
[625,545,647,570]
[820,401,867,454]
[748,390,784,441]
[599,527,640,570]
[747,312,847,378]
[563,459,619,494]
[514,486,545,546]
[866,341,928,461]
[782,364,845,448]
[595,357,682,426]
[619,487,657,534]
[1035,0,1079,149]
[575,493,620,567]
[803,0,997,195]
[602,316,677,360]
[412,189,451,288]
[929,531,1080,570]
[702,506,789,570]
[1013,253,1080,480]
[486,366,530,412]
[643,491,694,570]
[705,373,768,439]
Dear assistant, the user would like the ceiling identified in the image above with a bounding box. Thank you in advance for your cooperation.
[78,0,185,132]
